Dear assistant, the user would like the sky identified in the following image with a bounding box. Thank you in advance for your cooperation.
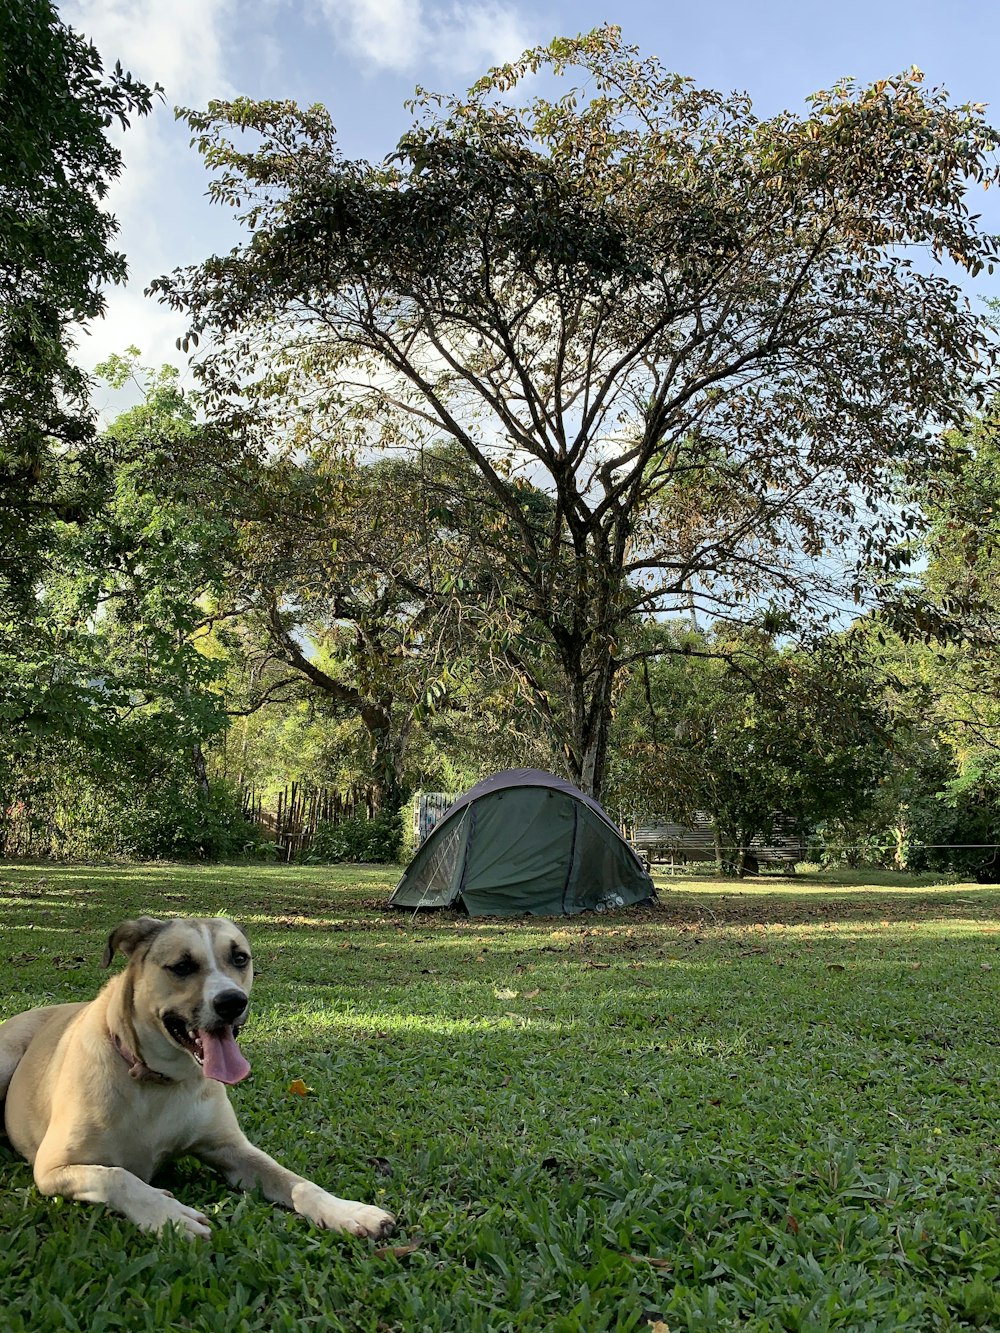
[62,0,1000,414]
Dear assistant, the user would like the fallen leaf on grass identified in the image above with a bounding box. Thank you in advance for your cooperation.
[495,987,518,999]
[627,1254,674,1271]
[523,988,540,998]
[640,1310,670,1331]
[374,1242,421,1261]
[288,1078,312,1096]
[827,962,846,972]
[51,955,86,970]
[584,961,611,970]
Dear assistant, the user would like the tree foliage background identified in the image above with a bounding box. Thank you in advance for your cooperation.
[0,0,162,830]
[152,26,999,798]
[5,17,1000,869]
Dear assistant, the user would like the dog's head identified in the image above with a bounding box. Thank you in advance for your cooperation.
[103,916,254,1085]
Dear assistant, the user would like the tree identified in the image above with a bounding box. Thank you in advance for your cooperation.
[211,444,561,810]
[0,0,159,806]
[848,400,1000,878]
[607,624,890,872]
[823,617,1000,878]
[153,27,999,797]
[1,352,242,855]
[0,0,159,595]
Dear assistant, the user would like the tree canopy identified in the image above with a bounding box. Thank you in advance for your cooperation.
[0,0,159,806]
[0,0,159,600]
[609,622,890,870]
[153,27,1000,797]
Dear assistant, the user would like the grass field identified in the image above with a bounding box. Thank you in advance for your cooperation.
[1,861,999,1332]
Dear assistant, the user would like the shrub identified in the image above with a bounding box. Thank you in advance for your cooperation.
[304,813,402,864]
[50,775,268,861]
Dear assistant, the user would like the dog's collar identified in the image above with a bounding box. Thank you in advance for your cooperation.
[111,1031,173,1084]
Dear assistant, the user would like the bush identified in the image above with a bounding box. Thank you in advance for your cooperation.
[304,813,402,864]
[815,763,1000,882]
[49,775,268,861]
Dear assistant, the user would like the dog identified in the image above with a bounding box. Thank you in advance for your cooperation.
[0,915,395,1241]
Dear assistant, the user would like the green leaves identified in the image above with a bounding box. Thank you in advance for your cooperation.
[0,0,159,809]
[608,623,891,859]
[147,30,1000,799]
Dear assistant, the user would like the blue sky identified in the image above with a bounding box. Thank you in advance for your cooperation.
[64,0,1000,405]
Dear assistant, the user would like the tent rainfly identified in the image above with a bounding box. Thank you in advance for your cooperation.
[389,769,656,917]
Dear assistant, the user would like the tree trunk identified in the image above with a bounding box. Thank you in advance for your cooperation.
[192,741,209,797]
[265,598,410,814]
[363,701,410,814]
[573,653,617,799]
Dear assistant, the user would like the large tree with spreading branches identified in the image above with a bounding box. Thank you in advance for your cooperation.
[0,0,158,815]
[153,26,999,797]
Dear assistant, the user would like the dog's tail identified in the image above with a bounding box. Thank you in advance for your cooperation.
[0,1007,63,1106]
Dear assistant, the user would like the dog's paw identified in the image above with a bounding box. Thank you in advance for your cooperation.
[291,1183,395,1238]
[334,1202,396,1240]
[133,1187,212,1241]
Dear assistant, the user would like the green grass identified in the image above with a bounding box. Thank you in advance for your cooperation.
[1,861,1000,1331]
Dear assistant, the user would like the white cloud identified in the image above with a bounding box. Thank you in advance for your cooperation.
[314,0,538,76]
[57,0,545,397]
[60,1,241,385]
[81,287,198,424]
[82,286,191,381]
[62,0,237,107]
[59,1,240,266]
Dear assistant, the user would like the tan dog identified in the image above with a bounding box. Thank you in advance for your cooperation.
[0,916,394,1241]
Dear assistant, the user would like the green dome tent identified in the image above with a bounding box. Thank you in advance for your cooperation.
[389,769,656,917]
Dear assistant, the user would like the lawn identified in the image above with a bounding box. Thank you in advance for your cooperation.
[1,861,999,1332]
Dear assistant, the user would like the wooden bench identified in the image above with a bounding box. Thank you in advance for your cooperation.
[629,818,804,874]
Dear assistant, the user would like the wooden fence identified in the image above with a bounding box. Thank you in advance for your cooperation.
[244,783,377,862]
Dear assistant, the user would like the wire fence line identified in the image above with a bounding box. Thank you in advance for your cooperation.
[802,843,1000,853]
[639,841,1000,853]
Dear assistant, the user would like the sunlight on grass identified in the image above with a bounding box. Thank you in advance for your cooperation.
[251,1006,563,1039]
[3,861,1000,1331]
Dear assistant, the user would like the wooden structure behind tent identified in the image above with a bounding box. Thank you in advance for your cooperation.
[627,812,806,872]
[415,792,458,847]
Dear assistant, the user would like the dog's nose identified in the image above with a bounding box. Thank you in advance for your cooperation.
[213,989,248,1023]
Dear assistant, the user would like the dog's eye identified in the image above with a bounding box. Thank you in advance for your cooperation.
[231,949,250,970]
[166,957,198,977]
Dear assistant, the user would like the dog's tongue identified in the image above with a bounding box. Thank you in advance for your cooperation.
[199,1028,251,1084]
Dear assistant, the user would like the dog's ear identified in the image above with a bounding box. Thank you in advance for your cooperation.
[101,917,166,968]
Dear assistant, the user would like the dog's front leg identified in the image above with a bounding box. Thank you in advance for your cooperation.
[199,1135,395,1238]
[34,1162,212,1239]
